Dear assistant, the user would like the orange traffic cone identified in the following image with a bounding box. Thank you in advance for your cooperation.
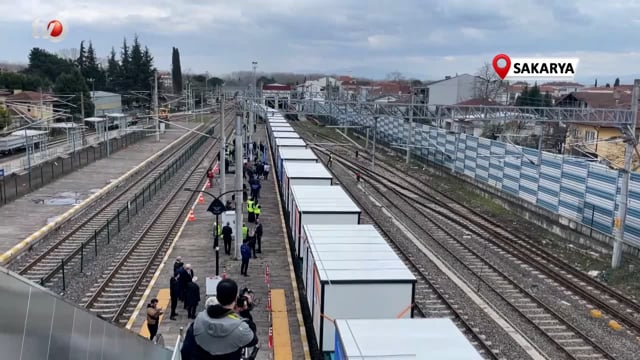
[222,268,227,279]
[188,209,196,221]
[198,194,205,204]
[206,180,211,188]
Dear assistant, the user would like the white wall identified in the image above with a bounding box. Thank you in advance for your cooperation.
[318,283,414,352]
[427,75,478,105]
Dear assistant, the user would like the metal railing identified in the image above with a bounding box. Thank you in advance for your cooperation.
[170,327,184,360]
[41,127,215,289]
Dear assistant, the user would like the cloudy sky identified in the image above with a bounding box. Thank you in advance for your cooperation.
[1,0,640,82]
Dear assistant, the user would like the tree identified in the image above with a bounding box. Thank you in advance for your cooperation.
[207,77,224,88]
[594,79,598,87]
[24,48,76,85]
[606,83,611,88]
[53,69,94,117]
[171,47,183,94]
[57,48,79,62]
[76,41,86,72]
[614,78,620,87]
[84,41,105,90]
[386,71,404,81]
[543,92,553,107]
[119,38,132,91]
[475,62,505,102]
[0,107,11,130]
[130,35,145,90]
[106,47,119,91]
[142,46,155,89]
[0,72,44,91]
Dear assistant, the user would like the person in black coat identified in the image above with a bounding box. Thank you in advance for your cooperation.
[177,264,193,303]
[185,278,201,319]
[173,256,184,275]
[222,222,233,255]
[255,221,263,254]
[169,274,179,320]
[247,230,257,259]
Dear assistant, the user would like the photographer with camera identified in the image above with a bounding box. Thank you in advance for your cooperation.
[181,279,258,360]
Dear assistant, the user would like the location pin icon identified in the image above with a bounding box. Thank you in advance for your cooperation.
[492,54,511,80]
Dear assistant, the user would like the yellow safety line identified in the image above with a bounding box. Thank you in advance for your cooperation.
[267,130,312,360]
[0,123,206,265]
[126,160,218,329]
[271,289,293,360]
[139,288,171,338]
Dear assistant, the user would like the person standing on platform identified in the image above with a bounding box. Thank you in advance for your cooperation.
[247,198,255,223]
[255,220,263,254]
[247,230,257,259]
[242,223,248,241]
[169,274,179,320]
[146,298,163,341]
[328,152,333,167]
[240,239,252,276]
[222,222,233,255]
[185,277,201,319]
[250,179,261,201]
[259,142,265,156]
[173,256,184,275]
[263,163,270,180]
[254,203,261,221]
[178,264,193,303]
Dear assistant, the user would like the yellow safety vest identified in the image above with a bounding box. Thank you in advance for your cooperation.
[254,205,261,215]
[242,226,248,239]
[247,200,254,213]
[217,224,222,236]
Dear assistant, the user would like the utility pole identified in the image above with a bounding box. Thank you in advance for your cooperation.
[221,89,226,204]
[372,117,378,171]
[406,92,414,164]
[154,71,160,142]
[234,111,244,260]
[80,91,86,146]
[612,78,640,268]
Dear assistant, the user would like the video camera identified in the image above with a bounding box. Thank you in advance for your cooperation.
[236,287,255,311]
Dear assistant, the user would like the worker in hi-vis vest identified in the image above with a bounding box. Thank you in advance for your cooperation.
[242,223,248,240]
[253,204,261,221]
[247,198,256,223]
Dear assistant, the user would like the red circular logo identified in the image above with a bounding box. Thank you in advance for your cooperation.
[47,20,63,38]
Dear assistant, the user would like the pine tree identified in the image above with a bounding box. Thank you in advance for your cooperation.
[77,41,86,72]
[515,86,529,107]
[614,78,620,87]
[142,46,155,89]
[120,38,132,91]
[171,47,183,94]
[130,35,144,90]
[106,47,119,91]
[84,41,105,91]
[528,85,542,106]
[543,92,553,107]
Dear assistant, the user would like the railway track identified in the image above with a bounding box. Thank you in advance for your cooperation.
[296,120,640,331]
[80,117,234,323]
[12,108,233,287]
[315,145,618,359]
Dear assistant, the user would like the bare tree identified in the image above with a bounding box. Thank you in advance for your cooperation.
[56,48,79,61]
[386,71,404,81]
[475,62,506,102]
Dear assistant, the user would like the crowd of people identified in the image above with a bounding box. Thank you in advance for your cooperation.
[145,132,275,359]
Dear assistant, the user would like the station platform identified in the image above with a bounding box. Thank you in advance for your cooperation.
[0,120,202,256]
[128,124,308,360]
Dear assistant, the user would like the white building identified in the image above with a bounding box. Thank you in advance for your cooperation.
[425,74,479,105]
[296,77,341,99]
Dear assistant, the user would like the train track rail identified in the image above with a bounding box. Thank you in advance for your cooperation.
[12,108,233,287]
[80,118,234,323]
[296,120,640,330]
[314,143,619,359]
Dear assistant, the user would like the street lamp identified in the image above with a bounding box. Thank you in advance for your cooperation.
[183,187,242,275]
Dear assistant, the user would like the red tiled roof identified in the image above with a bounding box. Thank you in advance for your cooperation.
[338,76,353,82]
[540,81,584,87]
[262,84,291,91]
[7,91,55,102]
[557,91,633,109]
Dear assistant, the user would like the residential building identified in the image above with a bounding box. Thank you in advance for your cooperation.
[424,74,479,106]
[158,71,172,90]
[263,83,291,108]
[5,90,56,124]
[508,81,585,103]
[367,81,412,99]
[296,76,340,99]
[556,89,638,169]
[91,91,123,116]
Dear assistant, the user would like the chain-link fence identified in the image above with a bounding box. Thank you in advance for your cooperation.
[42,127,215,289]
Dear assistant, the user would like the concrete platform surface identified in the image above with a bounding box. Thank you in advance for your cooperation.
[129,125,307,360]
[0,121,202,254]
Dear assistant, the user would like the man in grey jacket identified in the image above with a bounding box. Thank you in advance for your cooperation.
[182,278,258,359]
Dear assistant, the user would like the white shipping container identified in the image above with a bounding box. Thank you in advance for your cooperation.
[307,254,416,352]
[289,185,361,258]
[275,138,306,148]
[334,318,483,359]
[270,131,300,151]
[276,147,317,182]
[283,161,333,212]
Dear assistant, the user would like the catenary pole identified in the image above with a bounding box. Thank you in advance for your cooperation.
[406,92,414,164]
[221,89,226,204]
[234,111,244,260]
[612,78,640,268]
